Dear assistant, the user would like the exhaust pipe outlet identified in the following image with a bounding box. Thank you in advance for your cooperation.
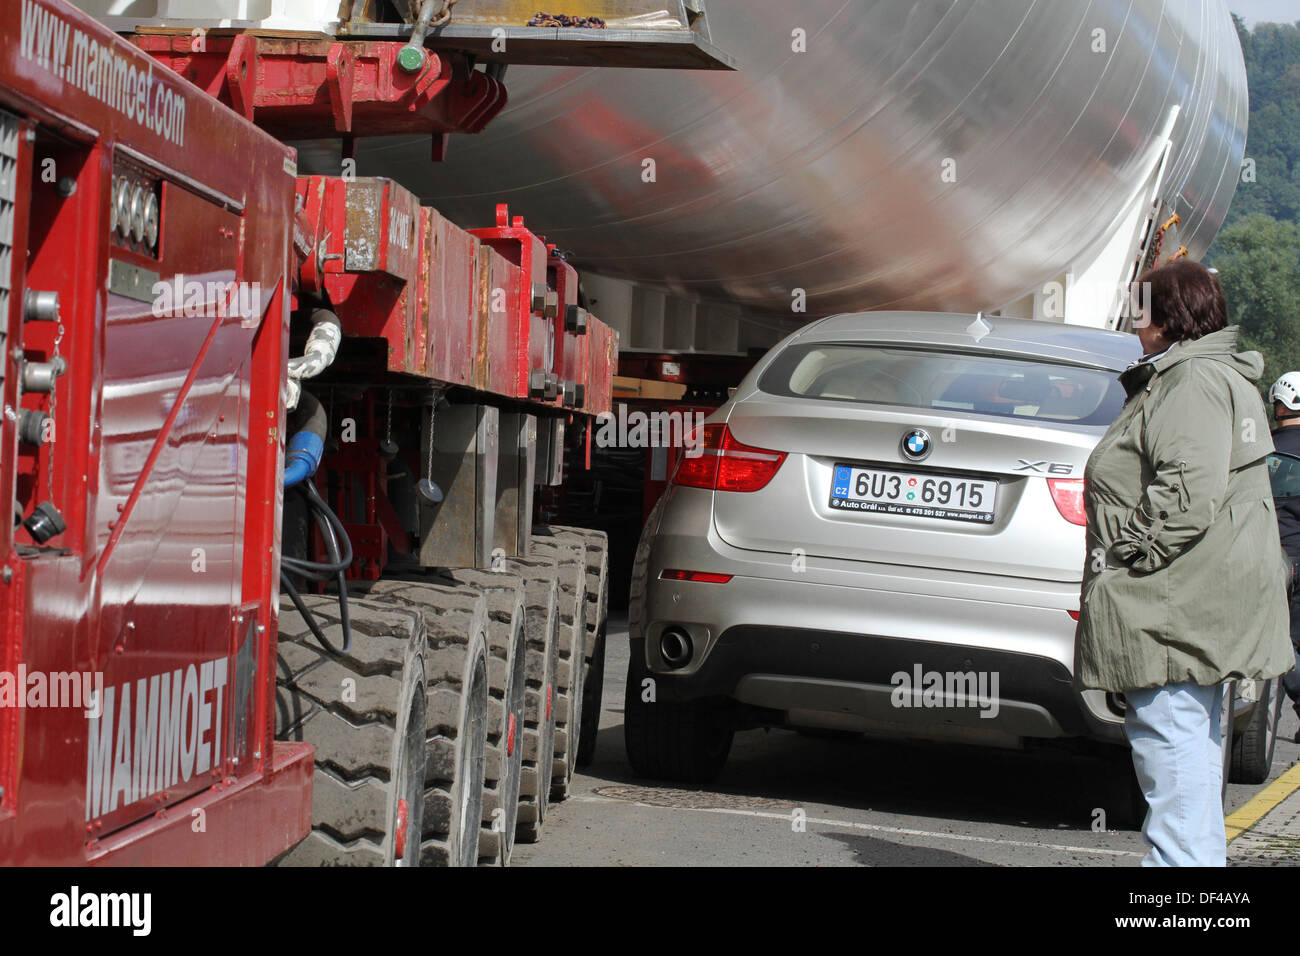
[659,627,693,669]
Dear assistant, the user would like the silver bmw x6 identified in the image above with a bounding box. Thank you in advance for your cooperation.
[626,311,1149,786]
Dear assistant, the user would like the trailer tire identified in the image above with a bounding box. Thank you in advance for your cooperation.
[364,579,490,867]
[577,627,606,767]
[537,525,609,768]
[530,536,587,801]
[502,555,561,844]
[439,569,528,865]
[274,595,428,866]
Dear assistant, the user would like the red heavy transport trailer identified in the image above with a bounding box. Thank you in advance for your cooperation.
[0,0,719,866]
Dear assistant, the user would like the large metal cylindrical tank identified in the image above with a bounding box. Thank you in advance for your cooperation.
[356,0,1247,319]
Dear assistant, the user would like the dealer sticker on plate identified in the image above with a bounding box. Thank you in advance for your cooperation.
[829,463,997,524]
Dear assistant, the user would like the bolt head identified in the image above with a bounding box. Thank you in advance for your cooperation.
[397,45,426,73]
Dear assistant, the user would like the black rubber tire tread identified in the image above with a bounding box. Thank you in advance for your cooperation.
[576,628,606,768]
[624,638,734,784]
[529,536,587,801]
[363,578,490,867]
[536,525,610,664]
[496,555,560,844]
[1231,677,1281,785]
[274,594,428,866]
[1104,748,1148,832]
[627,497,665,648]
[536,525,609,768]
[439,568,528,865]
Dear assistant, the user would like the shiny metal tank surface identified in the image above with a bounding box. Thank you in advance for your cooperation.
[352,0,1247,318]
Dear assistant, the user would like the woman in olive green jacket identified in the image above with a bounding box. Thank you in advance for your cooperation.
[1075,260,1292,867]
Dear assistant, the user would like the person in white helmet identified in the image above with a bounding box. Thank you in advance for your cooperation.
[1269,371,1300,739]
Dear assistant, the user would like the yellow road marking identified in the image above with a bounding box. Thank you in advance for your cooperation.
[1225,762,1300,842]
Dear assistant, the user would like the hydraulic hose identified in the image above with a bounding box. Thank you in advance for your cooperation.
[279,390,352,654]
[280,481,353,654]
[284,389,326,489]
[286,309,342,412]
[282,480,353,576]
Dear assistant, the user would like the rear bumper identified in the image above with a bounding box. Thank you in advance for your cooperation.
[649,625,1122,742]
[87,742,313,867]
[641,493,1125,745]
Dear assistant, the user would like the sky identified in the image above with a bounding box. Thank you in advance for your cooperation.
[1231,0,1300,26]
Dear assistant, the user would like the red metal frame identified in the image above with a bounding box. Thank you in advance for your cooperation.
[296,183,612,412]
[0,0,310,864]
[470,205,552,400]
[548,249,588,409]
[0,0,625,866]
[132,34,507,154]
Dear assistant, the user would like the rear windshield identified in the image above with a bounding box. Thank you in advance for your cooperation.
[758,344,1126,425]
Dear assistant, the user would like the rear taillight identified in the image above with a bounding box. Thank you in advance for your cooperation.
[1048,478,1086,526]
[671,424,786,493]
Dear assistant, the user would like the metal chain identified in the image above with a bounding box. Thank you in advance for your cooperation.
[432,0,457,28]
[46,320,63,502]
[425,393,438,481]
[386,389,394,444]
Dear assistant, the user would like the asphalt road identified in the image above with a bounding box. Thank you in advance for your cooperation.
[514,613,1300,867]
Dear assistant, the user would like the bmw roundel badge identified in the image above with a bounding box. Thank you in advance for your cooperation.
[901,428,932,461]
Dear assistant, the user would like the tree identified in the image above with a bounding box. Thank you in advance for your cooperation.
[1205,20,1300,404]
[1211,214,1300,395]
[1217,19,1300,232]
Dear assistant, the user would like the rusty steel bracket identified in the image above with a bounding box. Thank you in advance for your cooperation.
[326,43,356,133]
[224,34,257,122]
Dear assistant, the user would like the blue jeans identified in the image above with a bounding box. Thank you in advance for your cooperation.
[1124,682,1225,867]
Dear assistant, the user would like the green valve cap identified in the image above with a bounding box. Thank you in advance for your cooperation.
[398,45,426,73]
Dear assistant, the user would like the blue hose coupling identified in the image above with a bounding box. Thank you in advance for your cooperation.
[283,430,325,488]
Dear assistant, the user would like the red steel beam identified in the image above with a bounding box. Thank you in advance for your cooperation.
[131,34,507,150]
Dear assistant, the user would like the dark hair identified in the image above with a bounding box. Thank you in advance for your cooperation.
[1136,260,1227,342]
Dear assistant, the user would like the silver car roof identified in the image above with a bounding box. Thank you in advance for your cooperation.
[794,312,1142,372]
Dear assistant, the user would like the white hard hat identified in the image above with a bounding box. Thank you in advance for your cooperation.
[1269,372,1300,411]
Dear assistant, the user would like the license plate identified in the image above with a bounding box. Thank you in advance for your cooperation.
[828,463,997,523]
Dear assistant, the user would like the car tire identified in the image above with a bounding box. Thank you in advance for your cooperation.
[1106,749,1148,832]
[624,639,733,783]
[1230,677,1282,786]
